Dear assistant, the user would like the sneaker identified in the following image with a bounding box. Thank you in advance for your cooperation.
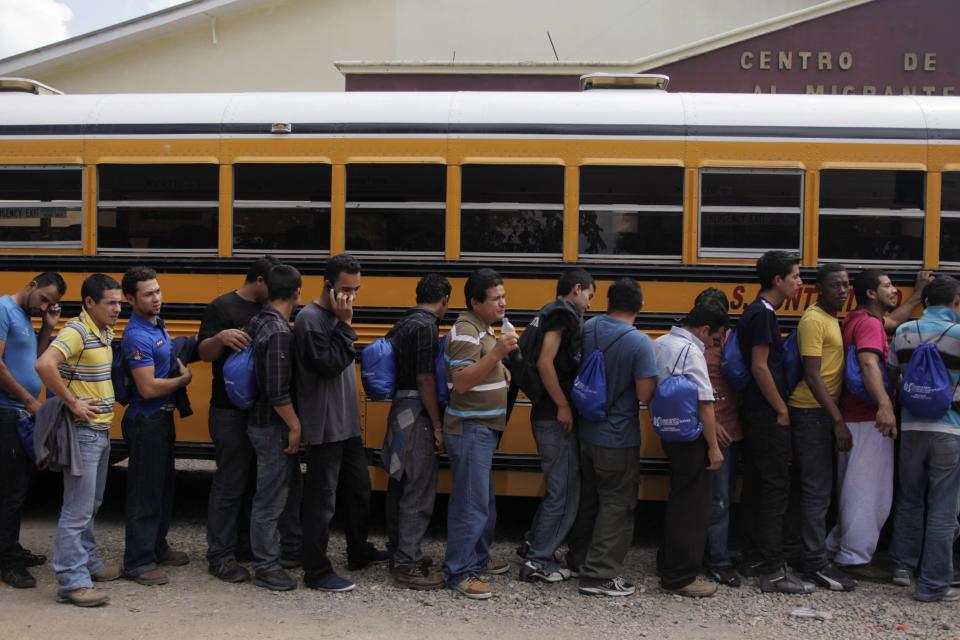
[892,567,912,587]
[665,576,718,598]
[306,572,356,592]
[346,548,390,571]
[392,565,445,591]
[578,576,636,597]
[515,540,530,559]
[518,560,571,583]
[57,587,109,607]
[20,549,47,567]
[759,566,815,594]
[707,566,741,588]
[91,565,121,582]
[482,559,510,575]
[124,568,169,586]
[737,559,764,578]
[253,568,296,591]
[836,562,889,584]
[159,550,189,567]
[450,575,492,600]
[810,562,857,592]
[913,587,960,603]
[279,554,302,570]
[1,567,36,589]
[208,558,250,583]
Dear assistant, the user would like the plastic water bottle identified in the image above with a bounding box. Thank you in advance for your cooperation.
[502,317,522,364]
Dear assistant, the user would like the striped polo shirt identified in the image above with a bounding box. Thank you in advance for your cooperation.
[51,311,116,430]
[443,310,508,434]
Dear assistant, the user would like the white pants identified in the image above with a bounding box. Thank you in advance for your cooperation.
[825,421,894,566]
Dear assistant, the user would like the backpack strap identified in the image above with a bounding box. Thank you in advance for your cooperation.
[670,343,693,376]
[599,325,634,353]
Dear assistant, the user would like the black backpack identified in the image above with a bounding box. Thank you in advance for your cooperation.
[510,300,582,404]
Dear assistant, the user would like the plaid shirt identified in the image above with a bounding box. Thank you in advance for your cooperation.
[247,304,294,429]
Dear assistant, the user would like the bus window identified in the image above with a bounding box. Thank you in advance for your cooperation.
[698,169,803,259]
[461,164,563,257]
[940,173,960,265]
[97,164,218,252]
[819,170,924,264]
[345,164,445,255]
[578,166,682,260]
[234,163,331,254]
[0,166,82,247]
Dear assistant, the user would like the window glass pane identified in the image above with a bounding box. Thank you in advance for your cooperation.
[579,210,681,256]
[701,210,800,251]
[234,207,330,252]
[820,170,924,210]
[99,164,219,201]
[462,165,563,204]
[702,171,801,208]
[0,167,82,201]
[0,205,82,243]
[941,217,960,262]
[461,208,563,254]
[942,172,960,212]
[98,207,218,250]
[820,215,923,261]
[346,207,444,252]
[347,164,445,202]
[234,164,331,201]
[580,166,682,206]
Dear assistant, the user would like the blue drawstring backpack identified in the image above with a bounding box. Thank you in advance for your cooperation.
[721,328,749,391]
[651,344,703,443]
[782,330,803,392]
[899,321,957,419]
[843,315,893,404]
[223,344,257,410]
[361,337,396,401]
[572,325,633,422]
[435,335,449,407]
[111,341,133,406]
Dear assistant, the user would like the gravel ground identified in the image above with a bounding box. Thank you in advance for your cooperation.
[1,462,957,640]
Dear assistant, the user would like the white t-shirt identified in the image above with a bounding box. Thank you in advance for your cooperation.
[655,326,714,402]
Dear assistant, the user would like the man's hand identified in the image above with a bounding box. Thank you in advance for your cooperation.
[776,409,790,427]
[285,427,301,454]
[875,403,897,438]
[41,303,61,330]
[716,422,732,448]
[25,397,41,416]
[68,397,101,423]
[493,333,519,360]
[433,425,445,455]
[707,446,724,471]
[913,270,934,295]
[330,289,355,324]
[218,328,250,353]
[176,358,193,386]
[556,403,574,432]
[834,419,853,452]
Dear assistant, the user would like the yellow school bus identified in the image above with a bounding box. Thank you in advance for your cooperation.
[0,75,954,498]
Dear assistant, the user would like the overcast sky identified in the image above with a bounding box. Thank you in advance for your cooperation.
[0,0,191,59]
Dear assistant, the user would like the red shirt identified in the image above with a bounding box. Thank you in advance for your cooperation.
[839,309,890,423]
[704,332,742,442]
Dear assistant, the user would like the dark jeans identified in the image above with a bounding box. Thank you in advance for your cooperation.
[0,407,31,570]
[385,411,438,567]
[660,437,711,590]
[740,407,792,575]
[302,436,377,583]
[122,411,176,576]
[206,406,254,564]
[247,424,297,572]
[525,419,580,573]
[706,441,739,570]
[567,442,640,581]
[788,407,835,572]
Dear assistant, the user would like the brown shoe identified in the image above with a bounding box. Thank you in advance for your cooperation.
[160,550,189,567]
[125,568,169,586]
[392,565,445,591]
[57,587,109,607]
[92,565,121,582]
[450,575,492,600]
[482,559,510,575]
[665,576,718,598]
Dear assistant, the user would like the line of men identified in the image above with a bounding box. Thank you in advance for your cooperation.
[1,251,958,607]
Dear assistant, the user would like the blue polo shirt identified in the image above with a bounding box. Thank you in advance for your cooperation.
[122,312,173,418]
[0,295,40,410]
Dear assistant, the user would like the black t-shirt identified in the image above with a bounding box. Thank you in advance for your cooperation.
[736,296,787,413]
[386,308,439,392]
[530,300,582,422]
[198,291,264,409]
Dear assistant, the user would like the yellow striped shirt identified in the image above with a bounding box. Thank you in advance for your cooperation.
[51,311,115,429]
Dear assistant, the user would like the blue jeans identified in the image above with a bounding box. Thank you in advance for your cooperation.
[443,421,498,585]
[525,419,580,573]
[890,431,960,600]
[247,425,297,572]
[53,426,110,593]
[706,442,739,570]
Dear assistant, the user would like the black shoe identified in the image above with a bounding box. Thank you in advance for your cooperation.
[515,540,530,559]
[347,547,390,571]
[737,559,764,578]
[578,576,636,597]
[253,568,296,591]
[707,566,741,588]
[209,558,251,583]
[279,554,302,570]
[810,562,857,592]
[20,550,47,568]
[759,565,815,594]
[1,567,36,589]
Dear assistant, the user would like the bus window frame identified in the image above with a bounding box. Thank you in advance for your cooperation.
[938,209,960,267]
[697,167,805,260]
[0,164,83,249]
